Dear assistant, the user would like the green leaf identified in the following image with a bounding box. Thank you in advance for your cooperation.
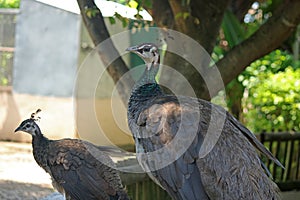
[244,64,300,132]
[114,12,129,27]
[108,17,116,25]
[221,10,246,48]
[84,7,100,18]
[175,12,190,20]
[0,0,20,8]
[128,0,138,8]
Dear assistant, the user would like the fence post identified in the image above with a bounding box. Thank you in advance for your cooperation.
[260,130,266,144]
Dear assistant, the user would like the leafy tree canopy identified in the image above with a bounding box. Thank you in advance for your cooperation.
[0,0,20,8]
[243,50,300,132]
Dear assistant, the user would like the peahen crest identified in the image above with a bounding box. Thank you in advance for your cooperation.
[31,109,42,121]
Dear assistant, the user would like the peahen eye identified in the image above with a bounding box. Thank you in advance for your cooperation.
[144,47,150,52]
[26,124,31,128]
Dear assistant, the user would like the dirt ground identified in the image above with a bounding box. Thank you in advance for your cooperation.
[0,141,54,199]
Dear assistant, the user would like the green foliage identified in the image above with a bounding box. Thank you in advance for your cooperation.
[219,11,300,132]
[213,9,261,62]
[240,50,296,88]
[0,52,13,86]
[107,0,153,28]
[216,10,300,131]
[175,12,190,20]
[214,10,261,119]
[84,6,100,18]
[0,0,20,8]
[243,51,300,132]
[132,0,152,10]
[222,10,247,47]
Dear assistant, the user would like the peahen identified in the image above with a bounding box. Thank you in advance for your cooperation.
[126,43,283,200]
[15,109,129,200]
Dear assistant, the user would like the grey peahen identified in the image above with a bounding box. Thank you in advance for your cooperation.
[15,109,129,200]
[126,43,283,200]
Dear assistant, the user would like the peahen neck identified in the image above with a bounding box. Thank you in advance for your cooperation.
[128,62,163,121]
[130,61,163,100]
[32,127,50,169]
[133,62,160,89]
[32,133,49,149]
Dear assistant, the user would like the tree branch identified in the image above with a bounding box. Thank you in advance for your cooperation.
[190,0,230,54]
[158,0,230,100]
[229,0,256,21]
[77,0,134,104]
[216,0,300,92]
[144,0,175,28]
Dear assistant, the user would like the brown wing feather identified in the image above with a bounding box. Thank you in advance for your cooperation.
[136,100,209,200]
[47,139,127,200]
[196,106,280,199]
[135,95,281,200]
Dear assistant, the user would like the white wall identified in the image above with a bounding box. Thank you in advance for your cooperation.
[13,0,80,97]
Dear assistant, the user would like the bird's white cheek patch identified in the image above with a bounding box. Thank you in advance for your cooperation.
[146,63,152,70]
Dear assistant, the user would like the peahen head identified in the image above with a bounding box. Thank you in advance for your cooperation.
[126,43,160,70]
[15,109,42,136]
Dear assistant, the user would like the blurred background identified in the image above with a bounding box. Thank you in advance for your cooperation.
[0,0,300,199]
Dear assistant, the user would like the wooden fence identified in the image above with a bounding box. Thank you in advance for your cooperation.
[117,158,171,200]
[260,132,300,191]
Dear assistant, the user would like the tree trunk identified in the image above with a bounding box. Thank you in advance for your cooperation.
[225,79,244,120]
[229,0,256,21]
[156,0,230,100]
[77,0,134,104]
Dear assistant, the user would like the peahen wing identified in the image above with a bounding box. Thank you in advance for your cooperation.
[134,95,281,200]
[134,96,210,200]
[195,99,281,199]
[181,98,281,199]
[226,113,284,168]
[47,139,126,200]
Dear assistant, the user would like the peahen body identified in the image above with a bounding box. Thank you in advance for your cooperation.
[15,110,129,200]
[126,43,283,200]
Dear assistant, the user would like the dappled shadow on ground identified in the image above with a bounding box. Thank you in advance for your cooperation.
[0,141,54,199]
[0,180,53,200]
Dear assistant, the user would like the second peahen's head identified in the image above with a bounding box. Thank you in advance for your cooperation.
[15,119,39,136]
[15,109,42,136]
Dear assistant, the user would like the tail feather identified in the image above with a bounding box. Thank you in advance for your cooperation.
[228,114,284,169]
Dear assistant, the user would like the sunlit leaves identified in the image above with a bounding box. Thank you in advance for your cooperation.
[106,0,153,28]
[243,52,300,132]
[128,0,138,9]
[0,0,20,8]
[84,6,100,18]
[240,50,295,89]
[0,52,13,86]
[175,12,190,20]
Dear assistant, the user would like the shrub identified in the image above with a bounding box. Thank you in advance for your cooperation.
[243,65,300,132]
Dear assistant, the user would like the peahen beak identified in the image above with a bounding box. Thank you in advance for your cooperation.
[14,126,22,133]
[126,45,138,52]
